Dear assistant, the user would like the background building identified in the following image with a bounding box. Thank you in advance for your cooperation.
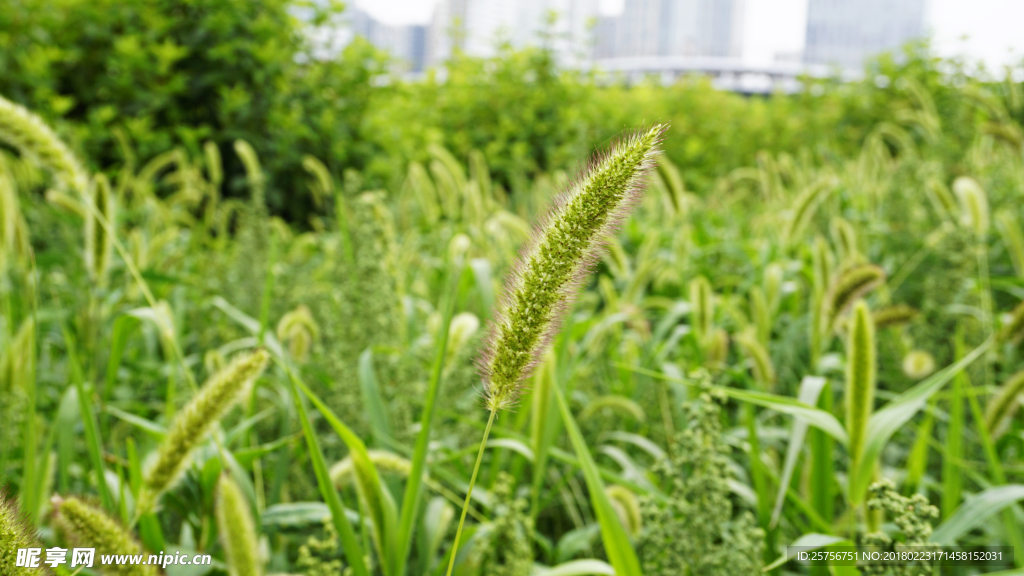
[426,0,600,67]
[804,0,927,68]
[594,0,745,59]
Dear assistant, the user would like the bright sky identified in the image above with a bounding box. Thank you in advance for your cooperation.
[356,0,1024,70]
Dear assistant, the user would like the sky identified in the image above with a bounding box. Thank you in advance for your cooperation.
[353,0,1024,71]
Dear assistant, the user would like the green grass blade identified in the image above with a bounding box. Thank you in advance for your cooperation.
[104,314,139,401]
[297,377,400,576]
[62,324,114,511]
[932,485,1024,544]
[942,369,964,518]
[395,260,462,576]
[358,348,392,448]
[554,383,642,576]
[626,364,848,444]
[771,376,826,529]
[285,368,370,576]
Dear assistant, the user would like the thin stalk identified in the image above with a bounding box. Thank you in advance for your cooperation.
[444,409,497,576]
[394,261,463,576]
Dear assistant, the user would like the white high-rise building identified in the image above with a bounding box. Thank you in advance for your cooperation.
[595,0,745,59]
[804,0,927,69]
[427,0,600,66]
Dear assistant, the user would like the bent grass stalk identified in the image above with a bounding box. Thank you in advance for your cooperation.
[444,125,665,576]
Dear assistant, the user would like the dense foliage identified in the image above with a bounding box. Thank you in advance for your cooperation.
[3,3,1024,575]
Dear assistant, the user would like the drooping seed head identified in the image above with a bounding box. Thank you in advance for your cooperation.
[0,95,89,196]
[604,485,642,537]
[735,328,776,390]
[216,475,261,576]
[140,349,269,511]
[985,368,1024,438]
[996,210,1024,278]
[85,173,115,286]
[999,300,1024,345]
[276,305,319,361]
[953,176,989,237]
[822,263,885,333]
[53,496,157,576]
[872,304,919,329]
[479,125,666,411]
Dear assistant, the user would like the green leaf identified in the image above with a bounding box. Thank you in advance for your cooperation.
[358,348,392,448]
[932,485,1024,545]
[625,364,848,444]
[555,384,642,576]
[762,533,849,571]
[534,559,616,576]
[286,368,370,576]
[771,376,826,529]
[297,377,400,576]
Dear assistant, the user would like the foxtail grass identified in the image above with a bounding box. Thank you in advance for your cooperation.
[85,174,115,286]
[216,474,261,576]
[736,329,775,390]
[139,349,269,512]
[996,210,1024,277]
[53,495,157,576]
[845,300,876,517]
[872,304,918,329]
[985,368,1024,438]
[1,492,45,575]
[446,125,665,576]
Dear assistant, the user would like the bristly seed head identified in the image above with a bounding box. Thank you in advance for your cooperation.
[478,125,667,411]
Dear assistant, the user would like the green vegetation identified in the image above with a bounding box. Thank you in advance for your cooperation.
[3,3,1024,574]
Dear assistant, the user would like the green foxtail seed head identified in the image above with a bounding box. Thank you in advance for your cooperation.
[447,312,481,360]
[688,275,715,345]
[1,491,45,575]
[233,140,265,209]
[735,328,776,390]
[277,305,319,361]
[578,395,646,423]
[830,217,860,265]
[823,263,885,332]
[140,349,269,511]
[784,176,838,245]
[330,450,412,488]
[749,286,772,345]
[0,94,89,195]
[984,368,1024,438]
[845,300,877,470]
[53,496,157,576]
[204,141,223,188]
[902,350,936,380]
[999,300,1024,344]
[85,173,115,286]
[763,262,784,313]
[872,304,918,329]
[301,155,334,209]
[811,236,834,298]
[216,475,261,576]
[996,210,1024,277]
[479,125,666,411]
[953,176,989,237]
[605,485,642,538]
